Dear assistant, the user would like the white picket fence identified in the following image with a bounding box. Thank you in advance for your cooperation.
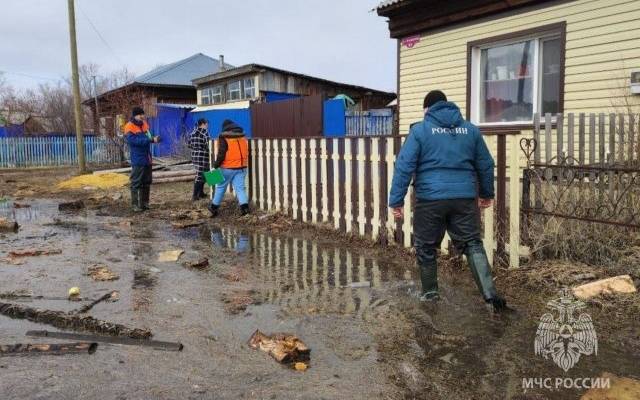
[212,135,523,268]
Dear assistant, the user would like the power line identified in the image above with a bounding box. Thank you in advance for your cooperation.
[76,0,125,66]
[0,70,61,82]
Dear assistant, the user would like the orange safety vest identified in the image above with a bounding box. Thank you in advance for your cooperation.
[124,120,149,135]
[221,136,249,168]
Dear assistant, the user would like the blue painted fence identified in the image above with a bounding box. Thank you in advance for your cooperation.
[0,136,122,168]
[345,109,394,136]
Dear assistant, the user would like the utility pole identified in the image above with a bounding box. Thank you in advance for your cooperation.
[67,0,86,172]
[92,75,100,134]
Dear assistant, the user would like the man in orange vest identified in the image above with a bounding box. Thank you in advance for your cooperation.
[124,107,160,212]
[208,119,249,217]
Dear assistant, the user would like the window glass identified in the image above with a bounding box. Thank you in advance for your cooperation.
[243,78,255,99]
[227,81,241,101]
[541,38,561,115]
[211,85,223,104]
[479,40,534,123]
[201,88,211,105]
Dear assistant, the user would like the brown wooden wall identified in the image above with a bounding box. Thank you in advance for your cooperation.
[250,95,323,138]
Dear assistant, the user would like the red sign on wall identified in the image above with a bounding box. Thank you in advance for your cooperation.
[401,35,421,48]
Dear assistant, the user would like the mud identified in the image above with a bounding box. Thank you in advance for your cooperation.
[1,170,639,399]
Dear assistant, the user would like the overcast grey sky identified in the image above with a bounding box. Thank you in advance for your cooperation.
[0,0,396,92]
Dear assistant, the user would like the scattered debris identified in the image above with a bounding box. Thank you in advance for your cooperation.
[148,267,162,273]
[0,342,97,356]
[347,281,371,288]
[219,267,248,282]
[8,248,62,258]
[73,291,119,314]
[0,217,19,233]
[573,275,637,300]
[580,373,640,400]
[248,330,311,364]
[26,330,183,352]
[56,173,129,190]
[294,362,308,371]
[0,301,152,339]
[12,202,30,208]
[58,200,85,211]
[86,264,119,281]
[158,249,184,262]
[439,353,456,364]
[171,220,204,229]
[192,385,206,394]
[182,258,209,269]
[221,289,260,314]
[1,257,24,266]
[68,287,81,300]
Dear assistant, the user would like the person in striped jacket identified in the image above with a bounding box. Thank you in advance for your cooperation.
[188,118,210,201]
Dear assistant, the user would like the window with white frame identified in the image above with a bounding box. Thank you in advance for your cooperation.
[227,81,241,101]
[211,85,223,104]
[469,26,563,125]
[201,88,211,105]
[243,78,255,99]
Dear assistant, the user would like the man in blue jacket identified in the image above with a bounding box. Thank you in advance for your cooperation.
[389,90,506,312]
[124,107,160,212]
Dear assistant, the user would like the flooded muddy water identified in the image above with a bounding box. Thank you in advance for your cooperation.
[1,199,638,399]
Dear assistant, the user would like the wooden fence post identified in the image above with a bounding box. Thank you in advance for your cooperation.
[332,138,340,230]
[321,139,329,222]
[344,139,353,233]
[274,140,281,211]
[385,138,395,240]
[282,139,289,211]
[300,139,309,222]
[265,140,272,210]
[357,137,366,236]
[290,139,298,220]
[509,134,521,269]
[371,138,381,241]
[309,139,318,223]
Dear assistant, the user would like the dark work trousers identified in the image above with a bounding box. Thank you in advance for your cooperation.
[130,165,153,190]
[413,198,497,300]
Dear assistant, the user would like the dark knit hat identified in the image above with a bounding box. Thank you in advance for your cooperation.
[131,106,145,117]
[221,119,242,133]
[423,90,447,109]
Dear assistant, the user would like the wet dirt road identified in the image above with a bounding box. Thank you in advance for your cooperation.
[1,199,638,399]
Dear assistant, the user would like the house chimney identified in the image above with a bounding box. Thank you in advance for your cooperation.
[219,55,225,71]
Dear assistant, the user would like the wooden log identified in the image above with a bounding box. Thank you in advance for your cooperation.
[73,291,118,314]
[152,170,196,179]
[0,302,152,339]
[0,342,97,356]
[153,176,195,184]
[26,330,183,352]
[58,200,85,211]
[0,217,19,233]
[171,220,204,229]
[248,329,310,364]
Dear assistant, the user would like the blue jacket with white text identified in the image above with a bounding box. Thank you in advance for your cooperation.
[388,101,494,207]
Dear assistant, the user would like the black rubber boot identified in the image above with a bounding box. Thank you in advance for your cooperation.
[191,182,200,202]
[240,203,250,216]
[197,182,208,199]
[140,187,150,210]
[207,203,219,217]
[418,260,439,302]
[130,189,142,213]
[415,246,439,301]
[465,242,506,312]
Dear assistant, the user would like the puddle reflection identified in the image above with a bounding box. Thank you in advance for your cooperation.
[0,200,59,223]
[215,227,401,317]
[210,227,250,253]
